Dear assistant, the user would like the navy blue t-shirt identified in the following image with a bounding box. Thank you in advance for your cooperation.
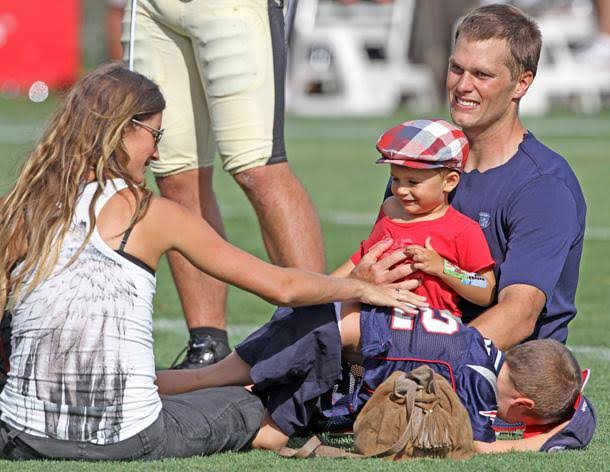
[450,132,586,343]
[350,305,503,443]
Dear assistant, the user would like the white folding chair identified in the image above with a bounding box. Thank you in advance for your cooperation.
[287,0,438,116]
[521,5,610,115]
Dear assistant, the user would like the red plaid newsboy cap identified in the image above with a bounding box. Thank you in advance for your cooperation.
[376,119,469,172]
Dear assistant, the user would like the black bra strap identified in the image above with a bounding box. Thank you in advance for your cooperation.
[118,227,133,251]
[115,249,155,276]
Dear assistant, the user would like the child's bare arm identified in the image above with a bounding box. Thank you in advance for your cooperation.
[474,419,569,453]
[331,260,356,277]
[441,266,495,307]
[406,238,496,306]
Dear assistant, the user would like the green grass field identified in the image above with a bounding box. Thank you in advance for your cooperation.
[0,95,609,470]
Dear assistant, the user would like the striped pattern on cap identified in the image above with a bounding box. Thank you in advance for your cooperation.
[376,119,469,171]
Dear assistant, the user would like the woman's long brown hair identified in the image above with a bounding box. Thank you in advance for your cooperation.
[0,63,165,312]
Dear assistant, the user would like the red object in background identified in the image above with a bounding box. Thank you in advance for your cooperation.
[0,1,80,94]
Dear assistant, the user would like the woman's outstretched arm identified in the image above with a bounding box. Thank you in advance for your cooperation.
[148,197,417,311]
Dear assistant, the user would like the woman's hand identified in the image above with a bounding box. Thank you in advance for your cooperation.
[357,279,429,314]
[348,239,428,314]
[349,238,416,284]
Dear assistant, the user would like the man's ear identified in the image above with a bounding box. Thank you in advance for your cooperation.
[513,70,534,100]
[443,170,460,193]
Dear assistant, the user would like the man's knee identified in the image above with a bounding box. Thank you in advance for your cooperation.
[233,162,296,194]
[155,167,215,204]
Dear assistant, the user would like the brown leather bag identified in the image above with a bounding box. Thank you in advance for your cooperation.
[279,365,474,461]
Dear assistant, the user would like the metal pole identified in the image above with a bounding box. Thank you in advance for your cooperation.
[284,0,299,43]
[128,0,139,70]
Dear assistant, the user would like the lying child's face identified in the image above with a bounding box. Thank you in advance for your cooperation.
[390,165,459,216]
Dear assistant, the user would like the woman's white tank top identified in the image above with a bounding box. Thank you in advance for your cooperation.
[0,179,161,444]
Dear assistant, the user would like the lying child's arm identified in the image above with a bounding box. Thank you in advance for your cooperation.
[474,419,569,453]
[406,238,496,307]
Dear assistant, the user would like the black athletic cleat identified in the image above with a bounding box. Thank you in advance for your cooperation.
[170,334,231,369]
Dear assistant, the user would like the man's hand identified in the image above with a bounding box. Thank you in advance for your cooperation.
[406,237,443,277]
[348,238,428,314]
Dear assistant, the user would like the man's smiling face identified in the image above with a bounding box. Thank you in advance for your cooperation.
[447,37,520,133]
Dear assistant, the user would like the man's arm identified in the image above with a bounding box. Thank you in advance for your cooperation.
[469,177,580,349]
[474,419,569,453]
[469,284,545,350]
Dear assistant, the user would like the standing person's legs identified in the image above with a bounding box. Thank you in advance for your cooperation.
[410,0,479,99]
[106,0,126,60]
[125,1,231,368]
[197,0,325,272]
[598,0,610,35]
[156,167,230,349]
[593,0,610,59]
[234,163,325,271]
[128,0,326,371]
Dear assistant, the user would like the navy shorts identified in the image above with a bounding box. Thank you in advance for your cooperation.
[235,304,343,436]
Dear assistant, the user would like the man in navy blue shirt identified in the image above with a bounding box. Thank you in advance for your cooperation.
[447,4,586,349]
[379,4,586,350]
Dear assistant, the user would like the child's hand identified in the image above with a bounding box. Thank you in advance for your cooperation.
[406,237,443,277]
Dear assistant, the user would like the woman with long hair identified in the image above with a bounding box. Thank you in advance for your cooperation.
[0,63,420,460]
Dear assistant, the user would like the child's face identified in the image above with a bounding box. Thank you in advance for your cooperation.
[390,165,459,216]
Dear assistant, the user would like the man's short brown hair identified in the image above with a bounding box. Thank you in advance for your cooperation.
[505,339,582,421]
[455,3,542,79]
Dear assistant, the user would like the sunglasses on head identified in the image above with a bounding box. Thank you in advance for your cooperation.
[131,118,164,146]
